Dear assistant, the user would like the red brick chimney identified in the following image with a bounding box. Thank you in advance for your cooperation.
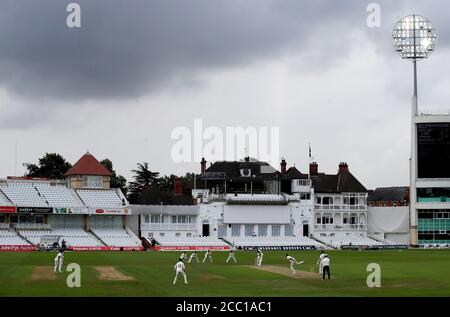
[200,157,206,176]
[280,159,287,176]
[309,162,318,176]
[338,162,349,174]
[174,177,183,196]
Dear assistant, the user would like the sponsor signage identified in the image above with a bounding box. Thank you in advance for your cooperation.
[91,207,131,215]
[0,206,16,213]
[70,246,143,251]
[0,245,37,252]
[154,246,230,251]
[17,207,53,214]
[341,245,408,250]
[242,245,316,251]
[54,207,88,214]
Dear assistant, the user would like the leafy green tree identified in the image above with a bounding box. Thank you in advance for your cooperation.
[127,162,160,203]
[25,153,72,179]
[100,159,128,195]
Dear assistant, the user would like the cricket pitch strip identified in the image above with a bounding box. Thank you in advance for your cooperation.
[31,266,57,280]
[94,266,135,281]
[246,265,319,279]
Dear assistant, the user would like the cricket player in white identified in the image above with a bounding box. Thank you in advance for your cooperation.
[286,254,304,274]
[187,251,199,263]
[173,258,188,285]
[202,250,213,263]
[54,250,64,273]
[317,251,326,275]
[180,251,188,261]
[226,250,237,263]
[256,249,263,267]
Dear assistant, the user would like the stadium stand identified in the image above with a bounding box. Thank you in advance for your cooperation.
[313,234,385,249]
[0,190,13,205]
[225,194,287,203]
[90,227,142,247]
[18,226,104,247]
[77,189,126,208]
[0,229,30,245]
[154,236,229,248]
[51,227,104,247]
[222,236,326,249]
[35,185,84,208]
[0,186,49,207]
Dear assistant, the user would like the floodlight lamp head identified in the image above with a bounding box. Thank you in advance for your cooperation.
[392,14,437,61]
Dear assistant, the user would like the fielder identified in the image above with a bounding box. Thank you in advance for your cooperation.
[54,250,64,273]
[286,254,304,274]
[256,249,263,267]
[202,250,213,263]
[226,250,237,263]
[173,258,188,285]
[317,251,326,275]
[187,251,199,263]
[180,251,188,261]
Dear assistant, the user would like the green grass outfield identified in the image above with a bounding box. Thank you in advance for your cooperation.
[1,249,450,297]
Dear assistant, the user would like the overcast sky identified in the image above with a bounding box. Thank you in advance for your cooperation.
[0,0,449,189]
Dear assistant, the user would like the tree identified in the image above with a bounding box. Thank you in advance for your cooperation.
[25,153,72,179]
[127,162,160,203]
[100,159,128,195]
[155,174,178,192]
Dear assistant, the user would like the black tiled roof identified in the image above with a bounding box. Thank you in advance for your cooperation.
[311,171,367,193]
[285,167,308,179]
[204,159,280,179]
[368,186,409,202]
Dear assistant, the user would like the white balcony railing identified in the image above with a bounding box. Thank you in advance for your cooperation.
[141,223,197,231]
[313,224,366,231]
[314,204,367,211]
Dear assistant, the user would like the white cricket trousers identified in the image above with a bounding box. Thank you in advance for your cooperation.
[203,255,212,263]
[290,262,296,273]
[173,270,188,284]
[256,255,263,266]
[54,260,62,272]
[226,255,236,263]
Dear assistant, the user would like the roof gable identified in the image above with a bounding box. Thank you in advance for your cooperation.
[64,152,112,177]
[311,171,367,193]
[337,171,367,193]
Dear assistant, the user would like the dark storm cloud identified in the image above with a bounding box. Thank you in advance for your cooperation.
[0,0,448,103]
[0,0,372,102]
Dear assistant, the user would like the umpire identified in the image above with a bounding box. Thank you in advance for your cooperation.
[321,254,331,280]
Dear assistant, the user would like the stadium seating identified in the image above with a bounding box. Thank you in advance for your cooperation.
[0,229,30,245]
[35,186,84,207]
[314,234,385,248]
[154,236,229,247]
[18,226,104,247]
[91,227,142,247]
[77,189,126,208]
[0,191,12,205]
[222,236,326,248]
[52,227,104,247]
[14,223,51,230]
[0,186,48,207]
[225,194,287,203]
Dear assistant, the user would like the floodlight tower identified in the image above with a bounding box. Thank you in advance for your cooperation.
[392,14,437,246]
